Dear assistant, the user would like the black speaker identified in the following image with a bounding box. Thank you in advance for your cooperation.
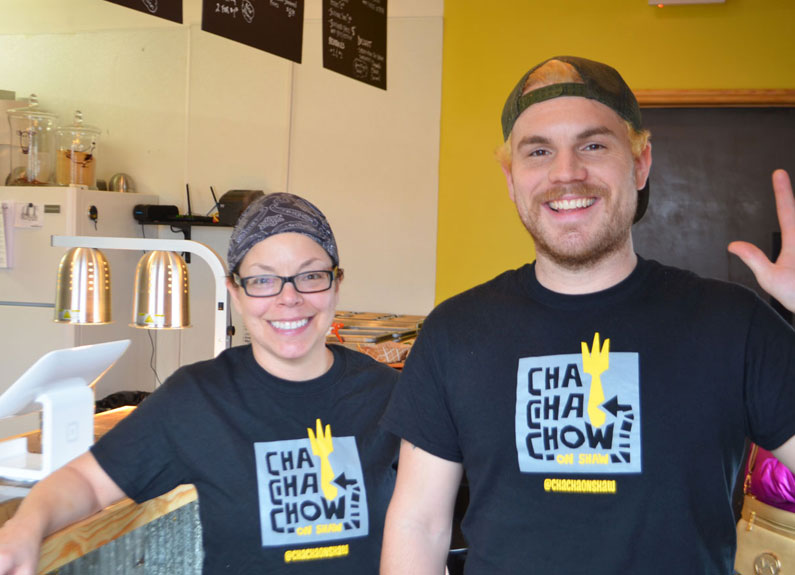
[133,204,179,222]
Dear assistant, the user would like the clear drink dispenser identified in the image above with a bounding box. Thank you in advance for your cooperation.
[6,94,58,185]
[56,111,100,188]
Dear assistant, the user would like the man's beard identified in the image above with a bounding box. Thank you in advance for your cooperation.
[520,183,636,271]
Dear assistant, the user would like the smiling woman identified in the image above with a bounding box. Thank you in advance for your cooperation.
[225,193,346,381]
[230,233,340,379]
[0,193,400,575]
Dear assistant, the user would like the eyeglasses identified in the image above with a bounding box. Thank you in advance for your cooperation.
[237,268,339,298]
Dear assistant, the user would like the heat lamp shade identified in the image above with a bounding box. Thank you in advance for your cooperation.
[54,247,112,324]
[131,250,190,329]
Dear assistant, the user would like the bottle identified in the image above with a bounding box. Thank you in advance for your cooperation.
[6,94,58,186]
[55,110,100,188]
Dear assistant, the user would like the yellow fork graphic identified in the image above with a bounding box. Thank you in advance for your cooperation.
[582,333,609,429]
[307,418,338,501]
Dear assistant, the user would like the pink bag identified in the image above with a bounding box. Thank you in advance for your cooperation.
[748,446,795,514]
[734,444,795,575]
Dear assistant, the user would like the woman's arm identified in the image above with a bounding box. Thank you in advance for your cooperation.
[0,452,125,575]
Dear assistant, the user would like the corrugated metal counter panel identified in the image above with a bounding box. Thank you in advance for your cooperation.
[46,501,202,575]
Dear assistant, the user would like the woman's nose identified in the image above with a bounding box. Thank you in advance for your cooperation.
[276,280,303,305]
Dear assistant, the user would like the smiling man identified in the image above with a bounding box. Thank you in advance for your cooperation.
[380,56,795,574]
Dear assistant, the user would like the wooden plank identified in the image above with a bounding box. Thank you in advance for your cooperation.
[635,89,795,108]
[37,483,198,574]
[0,497,21,525]
[0,407,138,522]
[7,406,137,455]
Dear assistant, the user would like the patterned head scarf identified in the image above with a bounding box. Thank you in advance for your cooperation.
[227,193,339,274]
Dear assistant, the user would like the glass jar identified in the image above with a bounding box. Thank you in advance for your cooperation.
[55,111,100,188]
[6,94,58,185]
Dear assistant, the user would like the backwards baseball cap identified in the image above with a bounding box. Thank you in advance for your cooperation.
[227,192,339,274]
[501,55,649,223]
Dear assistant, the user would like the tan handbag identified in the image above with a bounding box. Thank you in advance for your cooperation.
[735,445,795,575]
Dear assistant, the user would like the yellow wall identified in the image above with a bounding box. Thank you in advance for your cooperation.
[436,0,795,303]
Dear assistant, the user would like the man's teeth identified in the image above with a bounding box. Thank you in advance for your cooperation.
[548,198,596,212]
[270,319,309,330]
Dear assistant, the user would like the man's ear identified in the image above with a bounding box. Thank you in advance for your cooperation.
[635,142,652,190]
[502,163,517,203]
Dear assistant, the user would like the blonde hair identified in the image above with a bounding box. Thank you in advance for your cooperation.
[496,59,650,168]
[524,59,583,91]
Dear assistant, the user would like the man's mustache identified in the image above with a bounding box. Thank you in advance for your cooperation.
[538,184,609,204]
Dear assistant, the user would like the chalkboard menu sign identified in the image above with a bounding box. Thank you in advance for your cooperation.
[323,0,387,90]
[105,0,182,23]
[202,0,304,63]
[634,107,795,306]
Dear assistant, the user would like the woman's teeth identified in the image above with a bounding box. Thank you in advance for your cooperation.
[270,319,309,330]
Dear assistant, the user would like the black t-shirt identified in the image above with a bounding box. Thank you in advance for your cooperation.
[92,344,399,574]
[382,257,795,575]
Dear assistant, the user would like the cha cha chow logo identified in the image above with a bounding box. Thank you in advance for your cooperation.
[255,419,368,546]
[514,333,641,474]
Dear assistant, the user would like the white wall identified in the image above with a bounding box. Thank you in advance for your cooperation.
[0,28,189,199]
[290,14,442,314]
[0,0,443,381]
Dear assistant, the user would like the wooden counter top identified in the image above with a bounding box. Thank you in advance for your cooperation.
[0,406,198,574]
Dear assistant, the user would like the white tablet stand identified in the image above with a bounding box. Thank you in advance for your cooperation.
[0,340,130,482]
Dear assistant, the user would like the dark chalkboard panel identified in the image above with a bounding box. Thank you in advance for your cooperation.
[202,0,304,63]
[323,0,387,89]
[633,107,795,307]
[105,0,182,23]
